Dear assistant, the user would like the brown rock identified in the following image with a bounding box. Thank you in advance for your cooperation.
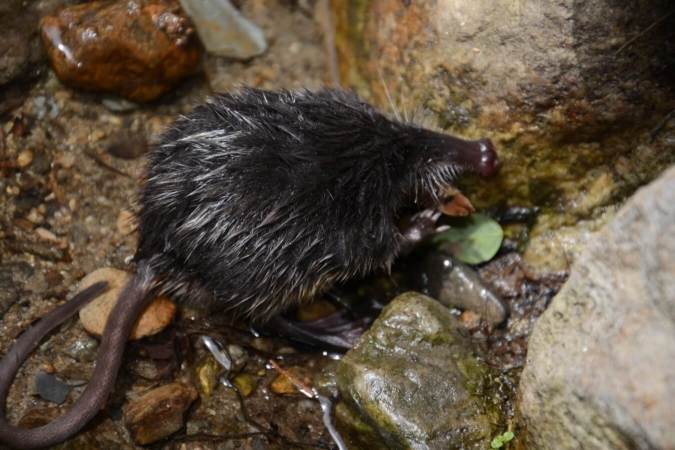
[40,0,200,102]
[125,382,198,445]
[79,268,176,339]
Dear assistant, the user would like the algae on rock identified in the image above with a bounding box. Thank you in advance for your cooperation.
[337,293,509,449]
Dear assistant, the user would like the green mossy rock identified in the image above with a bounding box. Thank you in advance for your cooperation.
[337,293,507,449]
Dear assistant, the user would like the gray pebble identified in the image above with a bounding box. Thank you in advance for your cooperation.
[424,251,508,325]
[35,373,72,404]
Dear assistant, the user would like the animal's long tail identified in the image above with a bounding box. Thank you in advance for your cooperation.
[0,262,155,449]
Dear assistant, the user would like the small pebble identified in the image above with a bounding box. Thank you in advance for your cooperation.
[289,42,301,54]
[89,130,107,142]
[26,209,44,224]
[270,367,311,395]
[7,186,20,195]
[232,373,256,397]
[35,227,58,242]
[17,150,34,168]
[270,374,298,395]
[42,362,56,374]
[227,344,247,366]
[44,269,64,287]
[13,218,34,231]
[62,333,99,362]
[55,153,76,169]
[53,90,73,102]
[41,0,200,102]
[129,359,160,380]
[179,0,267,59]
[79,268,177,339]
[102,96,139,112]
[101,114,124,126]
[196,356,220,396]
[425,253,508,326]
[250,337,274,353]
[35,373,72,404]
[460,310,482,331]
[125,383,198,445]
[48,100,59,119]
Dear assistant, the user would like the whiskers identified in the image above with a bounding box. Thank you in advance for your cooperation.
[408,163,463,206]
[377,67,402,122]
[376,68,437,130]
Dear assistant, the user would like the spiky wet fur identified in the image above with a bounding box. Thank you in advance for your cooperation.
[136,88,470,321]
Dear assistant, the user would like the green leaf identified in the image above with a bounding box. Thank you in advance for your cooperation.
[432,213,504,264]
[490,431,515,448]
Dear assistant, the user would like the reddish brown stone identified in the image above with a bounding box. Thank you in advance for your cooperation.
[125,383,198,445]
[40,0,200,102]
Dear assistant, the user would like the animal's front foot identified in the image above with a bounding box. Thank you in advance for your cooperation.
[399,208,446,255]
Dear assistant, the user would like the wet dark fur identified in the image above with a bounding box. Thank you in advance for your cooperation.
[136,88,493,320]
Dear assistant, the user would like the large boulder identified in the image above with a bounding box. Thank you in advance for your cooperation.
[518,165,675,449]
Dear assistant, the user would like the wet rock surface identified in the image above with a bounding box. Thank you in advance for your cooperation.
[332,0,675,273]
[519,165,675,449]
[125,382,198,445]
[337,292,509,449]
[423,252,507,325]
[178,0,267,59]
[40,0,200,102]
